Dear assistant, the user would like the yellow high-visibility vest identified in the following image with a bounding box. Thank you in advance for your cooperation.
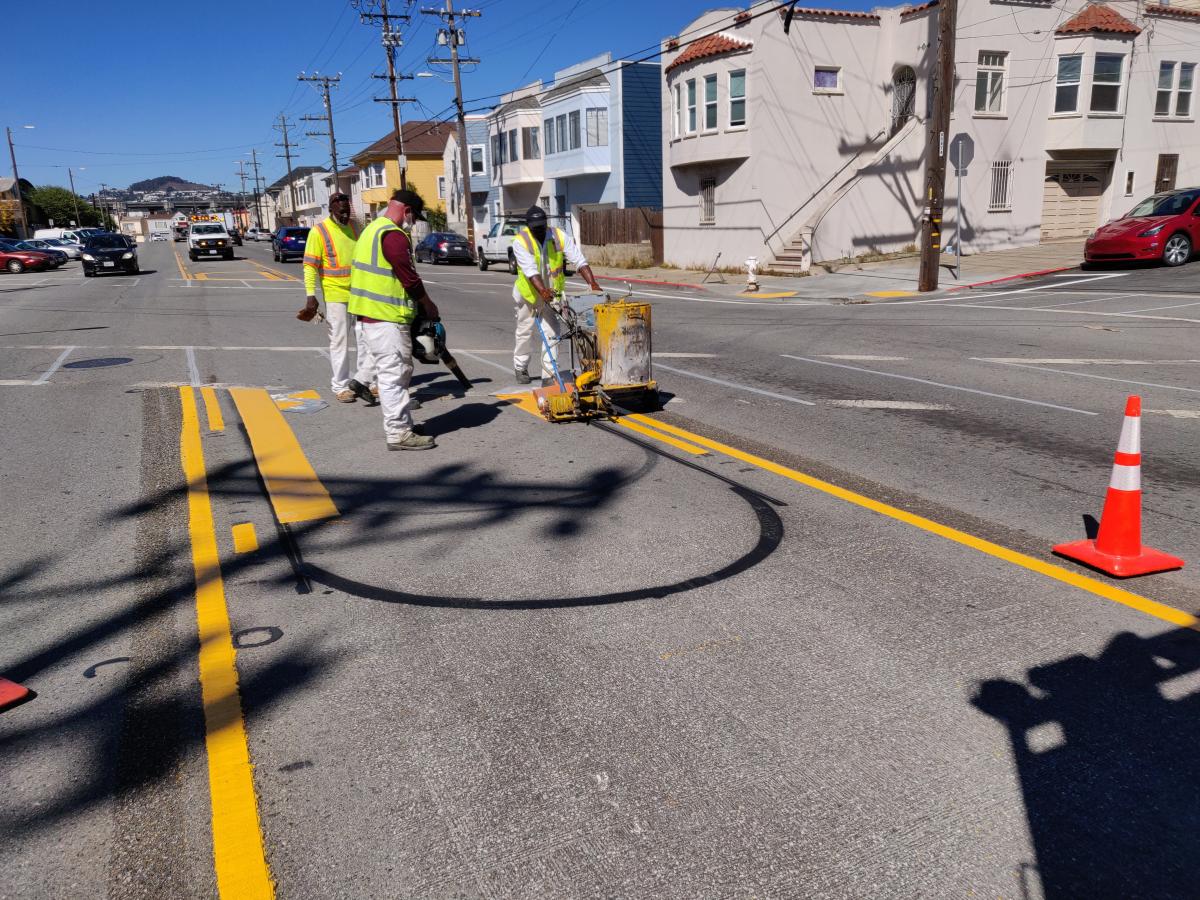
[303,217,358,303]
[347,215,417,324]
[514,227,566,305]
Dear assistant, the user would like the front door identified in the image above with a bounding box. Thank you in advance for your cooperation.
[1155,154,1179,193]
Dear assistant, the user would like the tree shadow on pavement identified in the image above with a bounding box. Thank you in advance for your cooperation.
[972,626,1200,899]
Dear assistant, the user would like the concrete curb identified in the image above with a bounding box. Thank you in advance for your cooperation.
[945,265,1075,292]
[597,275,708,291]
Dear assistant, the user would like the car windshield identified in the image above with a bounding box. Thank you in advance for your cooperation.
[46,239,71,246]
[1127,191,1200,218]
[193,224,225,234]
[435,233,466,242]
[87,235,127,249]
[285,229,309,238]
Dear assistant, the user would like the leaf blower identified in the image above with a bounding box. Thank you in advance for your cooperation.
[412,316,471,390]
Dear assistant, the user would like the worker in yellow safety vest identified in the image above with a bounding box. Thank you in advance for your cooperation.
[348,189,440,451]
[511,205,600,386]
[300,193,377,403]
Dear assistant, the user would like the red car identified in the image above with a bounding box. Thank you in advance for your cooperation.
[0,240,55,274]
[1085,187,1200,267]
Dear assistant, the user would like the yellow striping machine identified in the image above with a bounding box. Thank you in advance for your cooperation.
[533,290,659,423]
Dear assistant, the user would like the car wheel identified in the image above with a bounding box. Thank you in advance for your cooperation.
[130,265,140,275]
[478,252,489,271]
[83,268,93,277]
[7,259,25,274]
[1163,233,1192,267]
[273,248,279,261]
[508,252,518,275]
[224,252,233,260]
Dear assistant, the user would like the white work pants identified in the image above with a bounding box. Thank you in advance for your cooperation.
[325,301,375,393]
[512,294,562,380]
[360,320,415,441]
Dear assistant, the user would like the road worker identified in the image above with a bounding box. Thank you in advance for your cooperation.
[347,189,438,451]
[299,193,377,403]
[511,205,600,386]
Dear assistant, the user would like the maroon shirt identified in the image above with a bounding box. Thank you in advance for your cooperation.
[359,228,427,324]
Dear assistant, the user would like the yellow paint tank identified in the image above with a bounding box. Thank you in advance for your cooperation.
[593,300,653,389]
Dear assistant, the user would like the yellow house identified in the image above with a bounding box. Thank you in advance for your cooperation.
[351,121,453,218]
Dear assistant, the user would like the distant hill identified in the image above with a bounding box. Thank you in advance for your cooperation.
[128,175,214,193]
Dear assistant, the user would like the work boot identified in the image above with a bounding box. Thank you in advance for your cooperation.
[387,431,436,451]
[347,378,378,406]
[514,367,531,385]
[335,390,356,403]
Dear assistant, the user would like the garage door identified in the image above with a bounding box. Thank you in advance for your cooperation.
[1041,165,1106,240]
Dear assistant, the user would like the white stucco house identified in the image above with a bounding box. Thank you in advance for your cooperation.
[661,0,1200,271]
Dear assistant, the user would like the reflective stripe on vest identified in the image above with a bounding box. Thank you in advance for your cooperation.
[514,227,567,305]
[313,219,355,280]
[347,215,416,324]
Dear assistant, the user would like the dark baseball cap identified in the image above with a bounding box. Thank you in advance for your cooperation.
[329,192,351,203]
[525,205,547,225]
[390,189,428,221]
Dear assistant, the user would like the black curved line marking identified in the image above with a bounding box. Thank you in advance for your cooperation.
[83,657,131,678]
[233,626,284,649]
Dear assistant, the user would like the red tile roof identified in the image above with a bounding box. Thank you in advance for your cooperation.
[1056,4,1141,36]
[1146,3,1200,19]
[776,5,881,23]
[900,0,938,19]
[664,33,752,74]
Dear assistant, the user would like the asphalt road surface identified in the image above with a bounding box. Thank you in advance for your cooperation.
[3,241,1200,899]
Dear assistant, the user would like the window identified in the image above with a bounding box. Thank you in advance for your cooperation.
[1125,171,1135,196]
[686,79,697,133]
[988,160,1012,212]
[813,66,840,93]
[699,176,716,225]
[730,69,746,126]
[556,116,567,154]
[704,74,718,130]
[545,118,556,154]
[974,51,1006,114]
[522,126,540,159]
[1055,54,1081,113]
[586,108,608,146]
[673,85,681,138]
[437,176,446,199]
[1157,62,1176,116]
[470,146,484,175]
[1090,54,1123,113]
[508,129,519,162]
[492,133,506,166]
[568,110,581,149]
[1178,63,1195,117]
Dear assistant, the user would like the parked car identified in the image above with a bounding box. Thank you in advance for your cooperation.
[81,232,139,276]
[151,232,169,242]
[0,240,54,274]
[14,240,68,267]
[228,227,243,247]
[188,222,234,261]
[415,231,473,265]
[245,227,272,242]
[272,226,310,262]
[1086,187,1200,267]
[43,237,83,258]
[477,218,526,273]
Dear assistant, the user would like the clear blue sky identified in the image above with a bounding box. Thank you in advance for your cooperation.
[6,0,867,196]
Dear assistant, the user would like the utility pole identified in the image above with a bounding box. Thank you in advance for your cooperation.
[235,161,250,230]
[917,0,958,292]
[356,0,414,190]
[249,149,265,229]
[298,73,342,186]
[66,167,83,226]
[5,126,30,238]
[423,0,481,254]
[274,114,300,215]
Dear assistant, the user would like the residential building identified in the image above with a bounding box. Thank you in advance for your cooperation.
[442,114,497,243]
[267,166,328,228]
[660,0,1200,272]
[350,121,453,220]
[540,53,663,235]
[487,83,549,223]
[0,176,31,238]
[322,166,364,226]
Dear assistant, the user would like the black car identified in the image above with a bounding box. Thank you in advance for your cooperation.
[415,231,473,265]
[81,232,139,277]
[272,226,310,262]
[228,227,243,246]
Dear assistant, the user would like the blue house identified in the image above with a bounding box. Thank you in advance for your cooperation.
[540,53,663,236]
[443,113,499,242]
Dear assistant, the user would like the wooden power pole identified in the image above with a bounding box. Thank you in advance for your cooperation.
[917,0,958,292]
[357,0,415,190]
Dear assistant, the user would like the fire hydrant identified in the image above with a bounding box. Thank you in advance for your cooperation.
[746,256,759,292]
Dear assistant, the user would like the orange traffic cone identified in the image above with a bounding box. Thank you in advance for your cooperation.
[0,676,33,713]
[1054,395,1184,577]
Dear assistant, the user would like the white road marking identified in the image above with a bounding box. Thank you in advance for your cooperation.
[1030,292,1145,310]
[975,359,1200,395]
[655,363,817,406]
[781,355,1096,415]
[655,352,717,358]
[564,280,818,307]
[1122,299,1200,314]
[976,358,1200,365]
[883,273,1128,304]
[935,302,1200,326]
[828,400,951,409]
[454,349,510,374]
[823,355,909,361]
[0,380,37,386]
[1145,409,1200,419]
[186,347,202,386]
[0,344,326,351]
[32,346,76,385]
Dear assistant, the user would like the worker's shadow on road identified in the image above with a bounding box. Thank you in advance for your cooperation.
[419,401,503,436]
[972,626,1200,899]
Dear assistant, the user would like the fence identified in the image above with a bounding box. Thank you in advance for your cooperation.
[579,207,663,264]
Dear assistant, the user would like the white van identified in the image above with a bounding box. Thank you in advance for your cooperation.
[34,227,97,245]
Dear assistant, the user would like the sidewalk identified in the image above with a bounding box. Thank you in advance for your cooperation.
[590,240,1086,302]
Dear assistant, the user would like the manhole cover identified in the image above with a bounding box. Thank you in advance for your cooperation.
[63,357,133,369]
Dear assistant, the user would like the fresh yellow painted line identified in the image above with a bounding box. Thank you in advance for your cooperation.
[179,387,274,899]
[273,389,321,411]
[230,387,339,524]
[192,272,209,282]
[628,414,1199,629]
[867,290,918,298]
[257,271,282,281]
[201,387,225,433]
[740,291,798,299]
[254,262,300,283]
[174,250,191,280]
[496,391,542,416]
[231,522,259,554]
[613,417,708,455]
